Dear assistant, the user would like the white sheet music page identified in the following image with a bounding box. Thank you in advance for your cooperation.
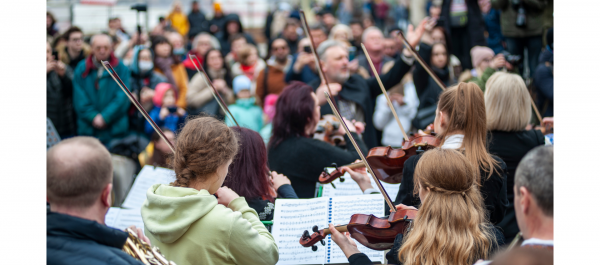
[319,169,401,200]
[104,207,145,232]
[272,197,329,265]
[326,195,385,264]
[122,165,176,209]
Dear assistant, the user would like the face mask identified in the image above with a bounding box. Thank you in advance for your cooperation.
[139,61,154,72]
[173,47,186,55]
[123,59,131,66]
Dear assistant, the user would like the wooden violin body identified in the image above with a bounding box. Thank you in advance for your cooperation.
[318,133,440,184]
[299,209,418,251]
[313,114,346,146]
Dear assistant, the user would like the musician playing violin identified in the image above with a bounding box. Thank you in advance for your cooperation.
[329,148,500,265]
[268,82,367,198]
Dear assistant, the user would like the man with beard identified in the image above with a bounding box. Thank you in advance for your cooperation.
[309,21,426,148]
[255,38,292,107]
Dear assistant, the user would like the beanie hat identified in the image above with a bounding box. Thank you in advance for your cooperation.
[263,94,279,121]
[232,75,252,95]
[470,46,495,68]
[214,2,221,12]
[153,82,174,106]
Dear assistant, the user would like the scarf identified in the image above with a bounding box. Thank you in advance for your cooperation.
[154,56,178,92]
[182,51,203,69]
[82,53,119,78]
[441,134,464,149]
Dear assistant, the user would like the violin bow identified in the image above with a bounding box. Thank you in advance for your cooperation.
[299,10,339,109]
[324,91,397,212]
[397,31,446,91]
[360,43,410,142]
[188,54,240,127]
[101,61,175,153]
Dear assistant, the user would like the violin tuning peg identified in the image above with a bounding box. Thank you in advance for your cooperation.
[322,168,330,176]
[320,239,326,246]
[403,215,408,221]
[312,225,319,232]
[330,163,338,168]
[339,177,345,182]
[311,245,318,251]
[303,230,310,238]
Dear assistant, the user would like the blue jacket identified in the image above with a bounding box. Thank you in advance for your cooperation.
[47,211,143,265]
[484,9,506,54]
[533,49,553,117]
[225,98,263,132]
[285,53,319,84]
[73,58,131,146]
[145,106,187,136]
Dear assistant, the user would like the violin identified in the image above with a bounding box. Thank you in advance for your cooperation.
[313,114,346,146]
[300,208,418,251]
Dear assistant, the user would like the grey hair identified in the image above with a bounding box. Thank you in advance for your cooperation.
[192,33,221,51]
[90,34,112,46]
[515,146,553,216]
[317,40,346,62]
[361,26,383,43]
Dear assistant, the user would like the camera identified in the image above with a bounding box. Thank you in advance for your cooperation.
[131,3,147,12]
[500,50,522,65]
[303,46,312,53]
[511,0,526,28]
[168,106,178,114]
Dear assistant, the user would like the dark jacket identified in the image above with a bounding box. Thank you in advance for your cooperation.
[483,8,506,54]
[413,43,449,111]
[394,154,509,226]
[187,10,208,39]
[285,53,319,84]
[47,66,76,138]
[533,49,553,117]
[47,211,144,265]
[216,14,256,55]
[491,0,547,37]
[309,55,413,148]
[246,184,298,221]
[268,133,367,198]
[488,129,545,243]
[441,0,486,45]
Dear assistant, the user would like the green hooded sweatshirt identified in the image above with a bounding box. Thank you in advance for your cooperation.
[141,184,279,265]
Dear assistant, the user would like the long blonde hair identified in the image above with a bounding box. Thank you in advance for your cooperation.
[437,82,499,180]
[398,148,496,265]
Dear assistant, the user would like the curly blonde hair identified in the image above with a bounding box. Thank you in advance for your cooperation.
[170,116,239,187]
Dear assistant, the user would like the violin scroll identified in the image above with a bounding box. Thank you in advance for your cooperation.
[299,225,329,251]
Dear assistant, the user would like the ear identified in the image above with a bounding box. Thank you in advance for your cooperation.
[101,183,113,208]
[518,186,531,215]
[438,110,445,126]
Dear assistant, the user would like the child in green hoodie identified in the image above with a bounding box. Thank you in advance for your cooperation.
[141,117,278,265]
[225,75,263,132]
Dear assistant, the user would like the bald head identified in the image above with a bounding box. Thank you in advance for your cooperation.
[362,27,384,54]
[91,34,113,61]
[47,137,113,209]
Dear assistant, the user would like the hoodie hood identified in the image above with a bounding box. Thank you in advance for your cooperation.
[235,97,257,108]
[141,184,218,244]
[538,49,553,64]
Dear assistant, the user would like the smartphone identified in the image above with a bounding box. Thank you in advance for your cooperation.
[167,106,178,113]
[52,51,59,61]
[303,46,312,53]
[348,46,356,61]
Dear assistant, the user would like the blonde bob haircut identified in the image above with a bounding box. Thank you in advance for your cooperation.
[484,72,531,131]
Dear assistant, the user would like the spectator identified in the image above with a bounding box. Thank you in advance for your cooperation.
[320,10,337,34]
[383,37,400,59]
[224,34,248,68]
[285,37,319,84]
[187,48,234,117]
[182,32,221,79]
[166,1,189,38]
[355,27,395,78]
[47,41,76,139]
[138,128,175,168]
[47,11,59,41]
[151,16,172,36]
[260,94,278,144]
[145,83,187,137]
[187,0,208,41]
[372,0,390,29]
[208,2,227,34]
[533,28,553,117]
[225,75,263,132]
[484,72,547,244]
[349,19,364,55]
[73,34,130,146]
[57,26,90,69]
[372,78,419,147]
[392,0,410,31]
[255,38,292,107]
[165,31,187,61]
[492,0,547,78]
[480,0,506,54]
[47,137,146,265]
[425,24,463,81]
[231,44,266,91]
[107,17,130,44]
[329,24,353,43]
[151,35,189,109]
[440,0,487,70]
[278,20,300,54]
[217,13,256,55]
[459,45,510,92]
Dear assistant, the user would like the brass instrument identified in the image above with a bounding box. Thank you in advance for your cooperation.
[507,232,523,250]
[122,227,176,265]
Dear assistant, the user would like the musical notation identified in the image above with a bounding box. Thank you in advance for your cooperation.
[122,166,176,209]
[318,169,401,199]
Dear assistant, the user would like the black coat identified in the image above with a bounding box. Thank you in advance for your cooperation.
[268,133,367,198]
[440,0,486,48]
[47,67,76,138]
[309,56,412,148]
[412,43,450,112]
[394,153,509,226]
[47,211,144,265]
[488,129,545,243]
[246,184,298,221]
[187,10,208,39]
[216,14,256,55]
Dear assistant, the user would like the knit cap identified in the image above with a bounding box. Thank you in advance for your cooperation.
[470,46,495,68]
[232,75,252,95]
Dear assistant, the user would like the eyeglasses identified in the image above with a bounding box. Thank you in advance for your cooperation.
[272,46,288,51]
[70,38,83,42]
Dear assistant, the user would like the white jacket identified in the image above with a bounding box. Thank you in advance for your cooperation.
[372,82,419,147]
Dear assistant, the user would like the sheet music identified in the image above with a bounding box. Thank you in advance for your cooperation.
[122,166,176,209]
[272,198,329,265]
[326,195,385,264]
[319,169,401,201]
[105,207,145,232]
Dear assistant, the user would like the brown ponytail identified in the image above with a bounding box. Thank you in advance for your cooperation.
[437,82,499,180]
[170,116,239,187]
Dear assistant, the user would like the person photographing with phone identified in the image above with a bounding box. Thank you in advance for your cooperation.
[145,82,187,137]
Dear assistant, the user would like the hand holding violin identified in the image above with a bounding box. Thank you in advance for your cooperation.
[341,163,373,193]
[329,224,361,259]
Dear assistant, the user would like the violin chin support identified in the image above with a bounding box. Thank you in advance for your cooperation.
[416,146,425,155]
[330,163,345,182]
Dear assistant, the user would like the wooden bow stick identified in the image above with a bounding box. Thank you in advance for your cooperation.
[101,61,175,153]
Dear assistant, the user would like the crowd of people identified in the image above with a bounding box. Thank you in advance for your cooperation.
[47,0,554,264]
